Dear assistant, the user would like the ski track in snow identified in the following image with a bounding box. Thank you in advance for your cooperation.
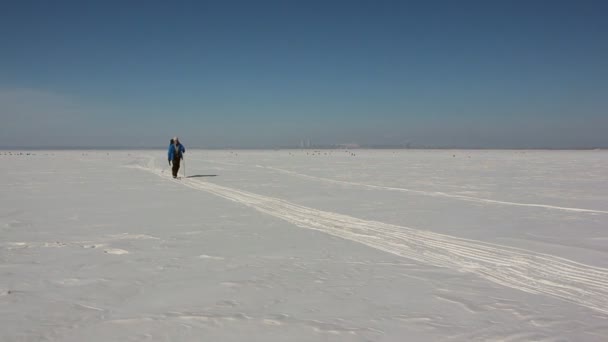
[137,162,608,316]
[259,165,608,215]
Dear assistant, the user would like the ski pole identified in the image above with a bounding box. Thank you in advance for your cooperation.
[183,156,186,178]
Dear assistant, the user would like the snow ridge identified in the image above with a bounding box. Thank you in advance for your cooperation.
[138,164,608,315]
[262,166,608,214]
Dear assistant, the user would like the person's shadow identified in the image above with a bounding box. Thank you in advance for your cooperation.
[186,175,218,178]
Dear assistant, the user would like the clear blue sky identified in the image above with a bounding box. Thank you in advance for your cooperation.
[1,0,606,148]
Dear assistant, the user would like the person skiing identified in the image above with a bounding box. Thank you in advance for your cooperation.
[168,136,186,178]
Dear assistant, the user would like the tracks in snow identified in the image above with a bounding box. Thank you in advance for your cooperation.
[260,165,608,215]
[138,164,608,315]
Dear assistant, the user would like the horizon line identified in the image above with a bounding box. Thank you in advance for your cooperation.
[0,146,605,151]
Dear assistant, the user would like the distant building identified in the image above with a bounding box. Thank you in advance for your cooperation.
[338,143,360,149]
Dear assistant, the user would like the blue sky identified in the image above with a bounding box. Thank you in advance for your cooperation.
[1,0,607,148]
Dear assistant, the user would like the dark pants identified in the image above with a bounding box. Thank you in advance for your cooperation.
[172,158,181,177]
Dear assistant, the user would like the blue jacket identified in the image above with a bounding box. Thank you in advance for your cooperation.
[168,143,185,161]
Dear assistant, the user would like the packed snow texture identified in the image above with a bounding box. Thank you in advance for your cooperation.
[1,149,607,341]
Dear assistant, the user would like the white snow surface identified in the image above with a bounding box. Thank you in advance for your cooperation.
[1,149,608,341]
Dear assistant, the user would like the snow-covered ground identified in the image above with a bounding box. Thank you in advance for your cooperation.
[1,149,607,341]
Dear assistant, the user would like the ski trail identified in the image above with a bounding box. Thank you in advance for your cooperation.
[260,166,608,215]
[137,164,608,315]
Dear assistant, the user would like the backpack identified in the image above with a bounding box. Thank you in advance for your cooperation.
[173,144,182,160]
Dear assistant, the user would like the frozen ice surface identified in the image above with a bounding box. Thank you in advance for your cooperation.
[1,149,607,341]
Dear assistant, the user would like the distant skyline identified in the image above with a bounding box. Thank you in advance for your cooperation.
[1,1,607,149]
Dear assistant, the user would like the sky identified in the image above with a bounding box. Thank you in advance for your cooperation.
[1,0,607,148]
